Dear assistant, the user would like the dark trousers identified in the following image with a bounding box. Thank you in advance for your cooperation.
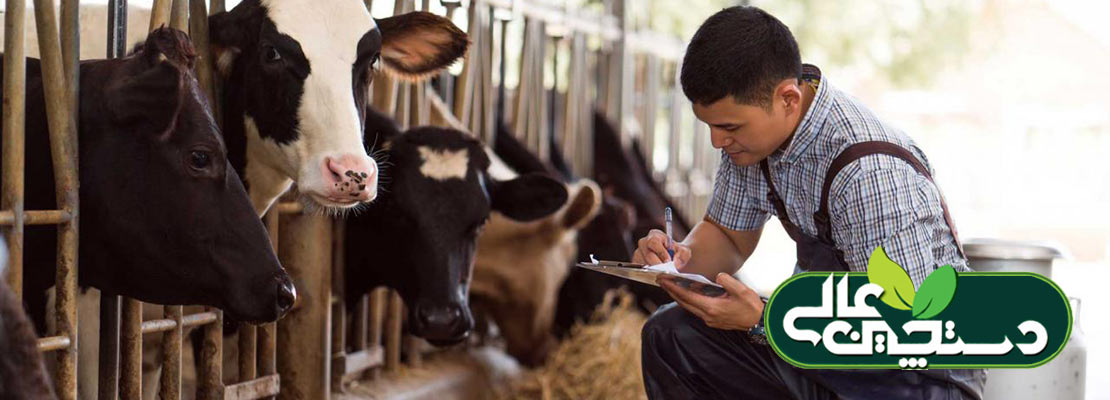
[641,303,986,400]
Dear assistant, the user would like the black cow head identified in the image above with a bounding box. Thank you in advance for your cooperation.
[208,0,468,215]
[76,28,294,323]
[344,111,566,345]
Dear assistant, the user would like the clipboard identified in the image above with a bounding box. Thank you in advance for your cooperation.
[575,256,727,297]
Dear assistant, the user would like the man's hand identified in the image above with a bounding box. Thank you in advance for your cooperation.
[658,273,764,331]
[633,229,692,268]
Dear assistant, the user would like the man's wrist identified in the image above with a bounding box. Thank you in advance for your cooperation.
[746,297,769,345]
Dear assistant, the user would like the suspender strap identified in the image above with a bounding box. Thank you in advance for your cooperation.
[814,141,964,257]
[759,160,803,242]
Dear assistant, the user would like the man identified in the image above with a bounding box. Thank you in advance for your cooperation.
[632,6,986,400]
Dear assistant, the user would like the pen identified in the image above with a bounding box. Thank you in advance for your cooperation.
[665,206,674,258]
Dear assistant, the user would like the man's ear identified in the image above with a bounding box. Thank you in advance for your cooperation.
[208,8,256,76]
[489,174,568,222]
[775,79,803,115]
[376,11,469,80]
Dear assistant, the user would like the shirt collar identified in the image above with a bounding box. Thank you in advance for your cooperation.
[772,64,829,165]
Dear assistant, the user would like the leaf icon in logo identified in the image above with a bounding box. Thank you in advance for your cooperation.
[867,246,915,310]
[911,265,957,319]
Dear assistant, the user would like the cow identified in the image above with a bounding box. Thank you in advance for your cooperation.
[343,108,569,345]
[468,149,602,366]
[5,28,294,332]
[6,1,470,215]
[207,0,468,214]
[490,112,682,339]
[0,239,55,400]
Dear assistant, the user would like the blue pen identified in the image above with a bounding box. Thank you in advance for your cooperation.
[665,207,674,258]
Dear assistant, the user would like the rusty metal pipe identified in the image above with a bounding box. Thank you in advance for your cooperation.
[120,298,143,400]
[277,213,332,400]
[384,291,403,372]
[0,209,72,225]
[197,308,223,400]
[33,0,80,397]
[36,335,72,352]
[149,0,172,31]
[3,0,26,297]
[170,0,189,31]
[160,305,183,400]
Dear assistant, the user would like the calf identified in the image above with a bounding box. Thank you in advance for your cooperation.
[491,114,678,338]
[469,162,602,366]
[208,0,468,214]
[343,108,568,345]
[0,241,54,400]
[7,28,293,329]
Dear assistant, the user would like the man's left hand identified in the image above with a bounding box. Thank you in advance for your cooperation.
[658,273,764,331]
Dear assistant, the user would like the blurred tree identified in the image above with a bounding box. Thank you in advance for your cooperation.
[580,0,975,88]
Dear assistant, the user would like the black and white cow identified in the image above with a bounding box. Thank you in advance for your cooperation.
[5,1,468,215]
[207,0,469,214]
[342,108,567,345]
[6,28,294,329]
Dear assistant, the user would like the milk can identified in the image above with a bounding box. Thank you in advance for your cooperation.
[965,239,1086,400]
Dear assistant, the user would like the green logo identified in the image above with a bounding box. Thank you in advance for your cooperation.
[765,246,1072,369]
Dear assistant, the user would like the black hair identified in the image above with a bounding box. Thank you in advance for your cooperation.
[680,6,801,107]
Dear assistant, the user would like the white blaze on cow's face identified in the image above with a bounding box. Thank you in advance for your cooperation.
[417,146,469,181]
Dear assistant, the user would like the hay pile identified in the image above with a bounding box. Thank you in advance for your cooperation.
[500,289,648,400]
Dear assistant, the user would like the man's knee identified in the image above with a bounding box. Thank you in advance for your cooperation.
[642,303,697,347]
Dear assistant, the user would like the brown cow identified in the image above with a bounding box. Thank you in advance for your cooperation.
[470,165,601,366]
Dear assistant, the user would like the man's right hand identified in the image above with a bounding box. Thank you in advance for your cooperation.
[633,229,692,269]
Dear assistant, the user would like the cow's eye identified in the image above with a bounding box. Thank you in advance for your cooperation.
[189,150,212,170]
[265,46,282,63]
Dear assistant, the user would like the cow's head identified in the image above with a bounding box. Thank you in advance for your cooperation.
[471,176,602,366]
[209,0,468,215]
[79,28,294,323]
[345,113,567,345]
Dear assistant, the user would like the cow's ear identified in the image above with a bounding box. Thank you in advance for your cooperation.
[489,174,567,222]
[208,9,253,76]
[105,62,184,138]
[376,11,468,80]
[561,180,602,229]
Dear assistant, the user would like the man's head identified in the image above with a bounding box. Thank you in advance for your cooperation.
[681,6,806,166]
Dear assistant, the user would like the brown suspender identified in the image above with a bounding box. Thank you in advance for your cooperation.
[762,141,965,257]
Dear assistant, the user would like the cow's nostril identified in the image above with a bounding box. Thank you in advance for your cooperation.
[277,280,297,313]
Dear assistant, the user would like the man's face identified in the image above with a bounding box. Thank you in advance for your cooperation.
[693,95,795,166]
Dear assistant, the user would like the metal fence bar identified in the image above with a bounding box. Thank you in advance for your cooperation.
[260,210,280,399]
[2,0,26,297]
[197,307,224,400]
[99,2,127,397]
[31,0,81,397]
[384,291,403,372]
[160,305,184,400]
[120,298,143,400]
[277,212,333,400]
[150,0,172,31]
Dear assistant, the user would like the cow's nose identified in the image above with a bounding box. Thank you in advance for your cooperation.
[417,304,462,329]
[322,155,377,202]
[275,277,297,317]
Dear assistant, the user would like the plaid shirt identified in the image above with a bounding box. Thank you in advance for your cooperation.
[706,65,967,288]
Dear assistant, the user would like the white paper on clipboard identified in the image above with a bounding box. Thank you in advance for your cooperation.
[575,255,725,293]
